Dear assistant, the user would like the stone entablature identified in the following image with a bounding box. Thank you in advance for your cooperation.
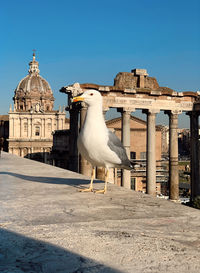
[61,80,197,114]
[75,83,197,112]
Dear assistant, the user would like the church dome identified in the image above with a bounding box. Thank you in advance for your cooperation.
[13,53,55,112]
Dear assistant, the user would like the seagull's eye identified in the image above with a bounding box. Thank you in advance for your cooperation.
[90,93,93,96]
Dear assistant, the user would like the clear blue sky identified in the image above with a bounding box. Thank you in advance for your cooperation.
[0,0,199,128]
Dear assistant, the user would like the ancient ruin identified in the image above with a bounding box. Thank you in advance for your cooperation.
[60,68,200,202]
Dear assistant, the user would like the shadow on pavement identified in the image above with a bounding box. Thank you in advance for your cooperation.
[0,228,122,273]
[0,171,99,187]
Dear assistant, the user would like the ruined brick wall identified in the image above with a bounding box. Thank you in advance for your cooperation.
[114,72,159,89]
[114,72,138,89]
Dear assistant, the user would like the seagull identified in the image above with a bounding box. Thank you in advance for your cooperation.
[72,89,133,193]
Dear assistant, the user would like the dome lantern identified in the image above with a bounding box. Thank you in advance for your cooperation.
[28,52,40,75]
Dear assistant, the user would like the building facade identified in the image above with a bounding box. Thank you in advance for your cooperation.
[8,53,67,163]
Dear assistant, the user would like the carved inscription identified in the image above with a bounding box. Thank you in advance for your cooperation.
[180,102,193,108]
[115,98,153,106]
[103,96,193,111]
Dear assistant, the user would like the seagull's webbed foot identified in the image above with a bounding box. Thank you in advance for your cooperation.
[79,187,93,193]
[79,167,95,193]
[95,188,107,194]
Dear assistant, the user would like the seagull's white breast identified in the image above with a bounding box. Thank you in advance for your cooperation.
[77,108,121,168]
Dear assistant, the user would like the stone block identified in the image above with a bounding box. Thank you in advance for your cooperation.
[131,68,148,76]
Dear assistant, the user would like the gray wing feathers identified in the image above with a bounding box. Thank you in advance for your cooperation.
[107,130,132,169]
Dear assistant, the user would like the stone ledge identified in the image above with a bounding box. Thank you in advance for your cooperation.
[0,152,200,273]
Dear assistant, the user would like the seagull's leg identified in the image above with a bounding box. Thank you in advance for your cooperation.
[79,167,95,192]
[95,168,109,194]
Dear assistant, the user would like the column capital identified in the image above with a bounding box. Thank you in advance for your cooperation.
[103,106,110,112]
[142,109,160,115]
[164,110,182,116]
[117,107,135,114]
[62,82,83,97]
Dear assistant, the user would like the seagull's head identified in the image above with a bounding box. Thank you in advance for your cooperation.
[72,90,102,106]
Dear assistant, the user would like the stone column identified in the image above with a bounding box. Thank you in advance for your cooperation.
[40,118,43,138]
[31,117,34,138]
[51,117,54,132]
[166,110,181,201]
[9,117,14,138]
[44,118,46,138]
[145,109,159,196]
[68,104,80,172]
[28,118,31,138]
[188,111,200,201]
[79,104,92,176]
[58,114,63,130]
[121,108,132,189]
[20,117,23,138]
[13,118,15,137]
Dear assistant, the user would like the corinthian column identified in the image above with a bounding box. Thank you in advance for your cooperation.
[144,109,159,196]
[121,108,134,189]
[188,111,200,201]
[166,110,181,201]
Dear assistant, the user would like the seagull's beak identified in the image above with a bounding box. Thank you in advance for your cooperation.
[72,96,84,103]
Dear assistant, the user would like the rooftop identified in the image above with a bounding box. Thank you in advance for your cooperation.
[0,152,200,273]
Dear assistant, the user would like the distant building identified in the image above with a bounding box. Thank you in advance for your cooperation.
[7,53,68,163]
[178,128,190,158]
[157,125,169,156]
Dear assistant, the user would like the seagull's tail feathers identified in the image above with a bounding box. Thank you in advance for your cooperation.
[122,160,140,170]
[120,160,134,170]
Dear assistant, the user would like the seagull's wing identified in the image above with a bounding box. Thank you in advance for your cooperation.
[107,130,132,170]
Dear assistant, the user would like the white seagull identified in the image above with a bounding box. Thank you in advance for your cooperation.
[72,90,133,193]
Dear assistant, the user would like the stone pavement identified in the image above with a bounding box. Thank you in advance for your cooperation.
[0,152,200,273]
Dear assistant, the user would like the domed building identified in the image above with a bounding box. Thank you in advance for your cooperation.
[8,53,68,162]
[13,53,54,112]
